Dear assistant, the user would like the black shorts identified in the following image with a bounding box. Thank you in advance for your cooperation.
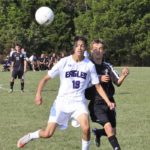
[12,69,24,79]
[89,103,116,128]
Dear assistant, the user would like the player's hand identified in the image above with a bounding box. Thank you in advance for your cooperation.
[107,102,115,110]
[121,67,129,77]
[35,94,42,105]
[100,75,110,83]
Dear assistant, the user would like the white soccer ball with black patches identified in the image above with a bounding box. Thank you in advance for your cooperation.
[35,6,54,25]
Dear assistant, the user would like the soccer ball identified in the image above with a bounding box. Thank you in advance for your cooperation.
[71,119,80,128]
[35,6,54,25]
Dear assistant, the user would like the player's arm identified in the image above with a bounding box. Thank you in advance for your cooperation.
[10,54,15,72]
[35,57,63,105]
[95,84,115,110]
[10,61,14,72]
[108,64,129,86]
[35,56,61,105]
[116,67,129,86]
[35,74,51,105]
[24,59,27,72]
[100,75,110,83]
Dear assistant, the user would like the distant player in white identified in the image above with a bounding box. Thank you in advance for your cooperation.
[17,36,115,150]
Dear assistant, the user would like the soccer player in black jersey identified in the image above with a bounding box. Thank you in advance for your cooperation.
[85,39,129,150]
[9,44,27,93]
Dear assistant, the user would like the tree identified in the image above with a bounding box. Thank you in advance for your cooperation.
[0,0,150,66]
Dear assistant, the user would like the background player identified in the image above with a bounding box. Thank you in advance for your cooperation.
[85,39,129,150]
[17,36,115,150]
[9,43,27,93]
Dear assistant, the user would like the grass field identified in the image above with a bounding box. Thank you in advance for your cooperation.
[0,67,150,150]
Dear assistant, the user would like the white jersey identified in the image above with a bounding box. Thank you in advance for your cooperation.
[48,55,99,101]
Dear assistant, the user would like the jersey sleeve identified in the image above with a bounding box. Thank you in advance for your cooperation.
[109,65,119,85]
[90,63,99,85]
[11,53,15,62]
[23,53,27,60]
[47,58,64,78]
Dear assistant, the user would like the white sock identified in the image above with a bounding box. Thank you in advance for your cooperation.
[29,129,40,139]
[82,139,90,150]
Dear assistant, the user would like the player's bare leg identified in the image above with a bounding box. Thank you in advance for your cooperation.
[104,123,121,150]
[77,113,90,150]
[39,122,57,138]
[104,122,114,137]
[17,122,57,148]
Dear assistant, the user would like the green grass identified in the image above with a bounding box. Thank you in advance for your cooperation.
[0,67,150,150]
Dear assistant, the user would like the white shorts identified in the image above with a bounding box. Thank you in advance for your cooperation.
[48,98,88,130]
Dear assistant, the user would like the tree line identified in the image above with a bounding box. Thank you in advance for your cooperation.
[0,0,150,66]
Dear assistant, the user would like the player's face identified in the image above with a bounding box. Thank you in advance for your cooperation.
[74,40,85,57]
[15,45,21,53]
[91,43,105,59]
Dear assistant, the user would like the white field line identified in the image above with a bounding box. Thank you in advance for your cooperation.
[0,84,20,92]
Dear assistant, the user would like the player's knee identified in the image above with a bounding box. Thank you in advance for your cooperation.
[82,124,90,135]
[104,122,114,136]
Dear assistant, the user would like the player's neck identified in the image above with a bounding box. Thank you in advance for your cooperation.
[72,54,84,62]
[16,51,21,53]
[92,57,102,64]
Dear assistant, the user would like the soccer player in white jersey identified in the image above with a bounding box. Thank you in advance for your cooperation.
[17,36,115,150]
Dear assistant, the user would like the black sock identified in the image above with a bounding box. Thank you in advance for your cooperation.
[21,82,24,90]
[10,81,14,90]
[108,135,121,150]
[97,129,107,137]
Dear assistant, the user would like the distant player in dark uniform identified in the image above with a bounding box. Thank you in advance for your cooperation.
[9,43,27,93]
[85,39,129,150]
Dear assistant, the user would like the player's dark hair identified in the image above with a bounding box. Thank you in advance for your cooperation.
[91,39,107,50]
[73,36,88,48]
[89,39,107,61]
[74,36,87,45]
[15,43,22,48]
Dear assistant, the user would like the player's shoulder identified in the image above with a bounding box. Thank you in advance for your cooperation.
[55,55,71,67]
[59,55,71,62]
[103,61,119,76]
[84,57,94,65]
[10,51,15,56]
[11,51,18,58]
[82,58,96,72]
[12,51,17,55]
[103,61,113,68]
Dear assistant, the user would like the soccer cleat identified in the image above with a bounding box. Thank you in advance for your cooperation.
[92,128,100,147]
[8,89,13,93]
[21,90,24,93]
[17,133,31,148]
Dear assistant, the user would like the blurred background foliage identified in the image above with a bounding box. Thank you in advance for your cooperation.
[0,0,150,66]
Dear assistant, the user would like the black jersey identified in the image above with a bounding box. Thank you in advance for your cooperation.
[11,52,25,71]
[85,61,119,104]
[38,57,45,63]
